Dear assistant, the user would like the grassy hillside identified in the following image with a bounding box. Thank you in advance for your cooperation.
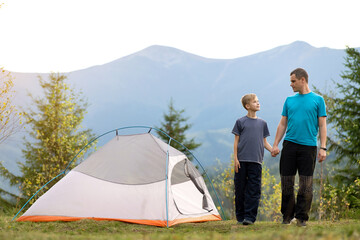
[1,212,359,240]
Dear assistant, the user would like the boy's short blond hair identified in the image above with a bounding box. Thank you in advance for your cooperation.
[241,93,257,110]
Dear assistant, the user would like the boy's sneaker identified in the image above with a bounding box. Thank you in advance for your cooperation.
[282,220,291,225]
[242,219,254,225]
[296,219,307,227]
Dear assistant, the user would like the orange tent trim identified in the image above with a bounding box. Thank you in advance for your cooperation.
[16,214,221,227]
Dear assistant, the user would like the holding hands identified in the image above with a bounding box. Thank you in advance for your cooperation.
[271,145,280,157]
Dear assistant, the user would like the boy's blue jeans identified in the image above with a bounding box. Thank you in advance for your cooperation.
[234,162,262,223]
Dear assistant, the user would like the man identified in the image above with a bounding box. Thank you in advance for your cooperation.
[272,68,327,227]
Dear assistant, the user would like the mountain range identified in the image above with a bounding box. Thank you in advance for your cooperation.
[0,41,351,191]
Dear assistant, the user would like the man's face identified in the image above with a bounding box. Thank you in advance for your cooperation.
[247,97,260,111]
[290,74,304,92]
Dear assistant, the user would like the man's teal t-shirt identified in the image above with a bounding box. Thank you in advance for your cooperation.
[282,92,327,146]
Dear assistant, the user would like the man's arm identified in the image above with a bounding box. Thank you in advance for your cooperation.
[271,116,288,157]
[234,135,240,172]
[318,116,327,162]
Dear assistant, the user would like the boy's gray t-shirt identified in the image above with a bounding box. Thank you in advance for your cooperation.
[232,116,270,164]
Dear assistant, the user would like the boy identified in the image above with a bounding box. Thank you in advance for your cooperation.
[232,93,272,225]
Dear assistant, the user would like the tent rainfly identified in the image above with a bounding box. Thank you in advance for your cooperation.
[16,132,221,227]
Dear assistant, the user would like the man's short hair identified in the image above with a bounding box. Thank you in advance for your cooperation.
[290,68,308,83]
[241,93,257,110]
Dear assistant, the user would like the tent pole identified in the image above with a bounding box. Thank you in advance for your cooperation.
[165,138,172,228]
[12,171,65,221]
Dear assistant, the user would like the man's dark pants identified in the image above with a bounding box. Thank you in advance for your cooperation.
[280,140,317,222]
[234,162,262,223]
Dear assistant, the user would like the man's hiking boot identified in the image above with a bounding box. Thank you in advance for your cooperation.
[296,219,307,227]
[242,219,254,225]
[282,218,296,225]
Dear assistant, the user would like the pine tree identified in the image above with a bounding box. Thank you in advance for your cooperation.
[314,47,360,209]
[0,73,96,206]
[320,47,360,184]
[157,98,201,157]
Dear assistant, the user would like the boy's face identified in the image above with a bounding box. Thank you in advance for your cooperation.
[246,97,260,111]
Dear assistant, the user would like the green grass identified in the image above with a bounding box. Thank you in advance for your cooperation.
[1,213,360,240]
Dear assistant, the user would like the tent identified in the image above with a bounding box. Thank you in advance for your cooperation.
[16,131,221,227]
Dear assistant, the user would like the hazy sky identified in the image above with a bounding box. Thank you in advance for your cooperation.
[1,0,359,73]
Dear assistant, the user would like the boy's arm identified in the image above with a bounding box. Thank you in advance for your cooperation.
[272,116,288,157]
[264,138,272,152]
[234,135,240,172]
